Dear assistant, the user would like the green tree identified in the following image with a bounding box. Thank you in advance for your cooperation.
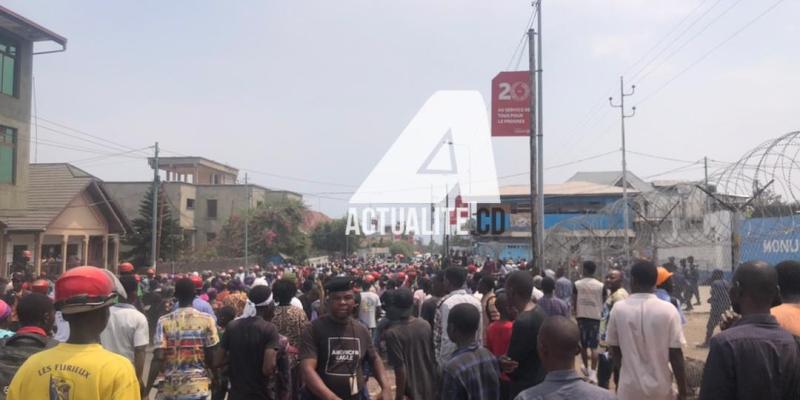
[216,199,310,261]
[311,217,362,255]
[389,240,414,258]
[123,186,185,267]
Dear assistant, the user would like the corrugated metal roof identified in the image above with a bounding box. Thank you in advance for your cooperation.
[500,181,638,196]
[5,164,93,231]
[568,171,653,193]
[4,164,130,233]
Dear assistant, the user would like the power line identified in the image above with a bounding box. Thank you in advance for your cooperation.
[643,163,705,180]
[628,0,727,83]
[505,6,537,70]
[632,0,746,85]
[28,136,148,159]
[33,123,151,158]
[156,146,360,189]
[637,0,786,105]
[628,149,739,166]
[33,116,146,154]
[622,0,712,78]
[67,146,154,165]
[555,0,717,152]
[309,149,621,196]
[627,150,702,164]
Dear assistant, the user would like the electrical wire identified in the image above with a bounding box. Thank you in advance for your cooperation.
[68,146,154,165]
[632,0,746,85]
[505,5,537,71]
[557,0,749,157]
[621,0,712,78]
[643,162,705,179]
[628,0,727,83]
[33,116,147,155]
[28,136,148,159]
[555,0,716,151]
[637,0,786,105]
[627,150,704,164]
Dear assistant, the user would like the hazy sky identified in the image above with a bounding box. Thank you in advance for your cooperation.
[8,0,800,217]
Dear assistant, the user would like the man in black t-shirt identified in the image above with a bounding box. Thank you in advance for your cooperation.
[420,273,445,328]
[502,271,547,398]
[383,288,437,400]
[299,277,391,400]
[214,285,280,400]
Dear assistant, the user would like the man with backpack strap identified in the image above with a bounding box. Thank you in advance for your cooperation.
[0,293,58,399]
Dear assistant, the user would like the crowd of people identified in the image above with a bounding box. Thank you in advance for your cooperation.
[0,253,799,400]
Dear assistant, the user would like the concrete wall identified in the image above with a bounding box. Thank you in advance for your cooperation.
[195,165,236,185]
[265,190,302,203]
[0,35,33,218]
[102,182,152,225]
[194,185,253,246]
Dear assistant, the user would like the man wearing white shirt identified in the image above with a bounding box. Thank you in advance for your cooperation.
[572,260,604,382]
[607,260,687,400]
[433,266,483,369]
[100,275,149,393]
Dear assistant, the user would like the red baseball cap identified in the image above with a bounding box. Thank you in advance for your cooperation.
[55,266,117,315]
[119,262,134,273]
[190,275,203,289]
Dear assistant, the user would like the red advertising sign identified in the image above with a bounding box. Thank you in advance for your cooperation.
[450,195,470,225]
[491,71,531,137]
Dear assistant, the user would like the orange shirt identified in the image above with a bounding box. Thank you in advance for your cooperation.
[771,303,800,336]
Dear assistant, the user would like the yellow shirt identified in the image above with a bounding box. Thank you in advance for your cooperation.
[7,342,140,400]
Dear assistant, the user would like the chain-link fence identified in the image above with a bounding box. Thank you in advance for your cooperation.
[543,131,800,275]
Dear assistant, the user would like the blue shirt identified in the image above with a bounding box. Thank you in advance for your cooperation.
[441,342,501,400]
[699,314,800,400]
[173,296,217,321]
[515,369,617,399]
[537,295,570,317]
[655,288,685,325]
[554,277,573,307]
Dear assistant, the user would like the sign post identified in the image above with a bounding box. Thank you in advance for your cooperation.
[491,71,531,137]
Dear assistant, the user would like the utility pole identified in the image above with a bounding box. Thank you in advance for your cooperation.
[609,76,636,264]
[444,187,450,266]
[151,142,159,271]
[430,185,435,252]
[528,27,538,270]
[704,156,709,188]
[534,0,545,273]
[244,173,250,268]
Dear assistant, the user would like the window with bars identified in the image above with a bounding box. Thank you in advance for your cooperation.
[0,126,16,184]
